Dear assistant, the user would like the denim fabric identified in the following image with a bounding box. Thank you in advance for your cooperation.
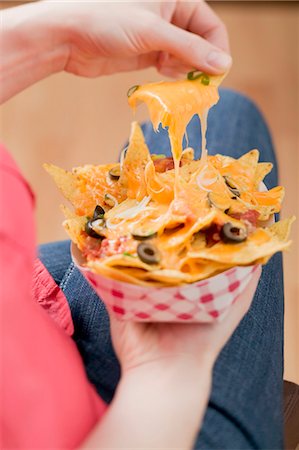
[39,240,72,286]
[39,89,284,449]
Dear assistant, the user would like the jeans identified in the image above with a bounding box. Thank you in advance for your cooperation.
[39,89,284,449]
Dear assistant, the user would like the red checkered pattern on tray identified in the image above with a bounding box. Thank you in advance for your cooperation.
[80,264,260,323]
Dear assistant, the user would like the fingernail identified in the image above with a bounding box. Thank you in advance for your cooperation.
[207,51,232,71]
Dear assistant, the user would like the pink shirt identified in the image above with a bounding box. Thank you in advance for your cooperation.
[0,145,107,448]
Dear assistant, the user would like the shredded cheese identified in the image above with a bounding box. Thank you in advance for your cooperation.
[196,165,218,192]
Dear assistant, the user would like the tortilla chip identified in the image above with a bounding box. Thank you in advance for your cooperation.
[101,253,160,271]
[180,160,201,182]
[61,205,86,250]
[159,210,216,249]
[144,159,174,204]
[48,145,294,285]
[188,228,291,265]
[254,162,273,189]
[87,261,153,286]
[181,147,195,160]
[238,149,259,168]
[127,73,227,160]
[237,186,284,220]
[44,163,79,206]
[179,258,231,280]
[208,154,235,171]
[73,163,126,215]
[46,71,294,287]
[144,269,190,284]
[268,216,295,241]
[119,122,151,200]
[220,149,260,192]
[45,162,126,216]
[253,186,284,210]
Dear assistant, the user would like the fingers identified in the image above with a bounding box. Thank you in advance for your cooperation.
[149,18,232,75]
[212,265,262,353]
[157,52,193,78]
[107,307,127,337]
[177,0,230,53]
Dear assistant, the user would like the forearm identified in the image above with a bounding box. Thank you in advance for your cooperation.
[83,357,213,449]
[0,3,69,104]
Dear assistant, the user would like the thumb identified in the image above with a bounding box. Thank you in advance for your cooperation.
[106,307,129,359]
[107,306,127,338]
[150,19,232,75]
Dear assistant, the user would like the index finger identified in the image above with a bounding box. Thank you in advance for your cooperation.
[174,0,230,53]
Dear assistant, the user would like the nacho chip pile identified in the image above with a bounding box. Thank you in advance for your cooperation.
[45,121,294,286]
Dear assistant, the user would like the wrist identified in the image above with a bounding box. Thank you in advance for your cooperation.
[84,356,213,449]
[121,354,213,399]
[120,355,213,424]
[108,356,213,448]
[122,351,214,381]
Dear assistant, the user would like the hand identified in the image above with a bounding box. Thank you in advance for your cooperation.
[109,266,261,374]
[47,0,231,78]
[86,268,261,449]
[1,1,231,103]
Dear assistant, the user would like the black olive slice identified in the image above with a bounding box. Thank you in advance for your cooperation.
[85,221,101,239]
[230,189,240,198]
[93,205,105,218]
[137,242,160,265]
[109,165,121,181]
[104,193,118,208]
[223,176,237,189]
[127,85,140,97]
[220,222,247,243]
[224,176,240,197]
[131,230,157,241]
[85,218,105,239]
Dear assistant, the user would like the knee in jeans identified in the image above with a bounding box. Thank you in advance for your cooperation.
[220,88,269,135]
[38,240,72,286]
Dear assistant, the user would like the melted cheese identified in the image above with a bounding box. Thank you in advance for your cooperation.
[47,72,293,286]
[128,77,223,197]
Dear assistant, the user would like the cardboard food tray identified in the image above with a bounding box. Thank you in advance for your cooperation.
[71,183,271,323]
[72,242,261,323]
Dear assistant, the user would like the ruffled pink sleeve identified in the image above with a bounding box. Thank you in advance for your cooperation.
[0,145,107,449]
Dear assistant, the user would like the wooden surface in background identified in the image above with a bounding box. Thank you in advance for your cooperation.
[0,1,298,383]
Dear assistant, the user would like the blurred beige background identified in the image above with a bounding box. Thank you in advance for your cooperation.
[0,1,298,383]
